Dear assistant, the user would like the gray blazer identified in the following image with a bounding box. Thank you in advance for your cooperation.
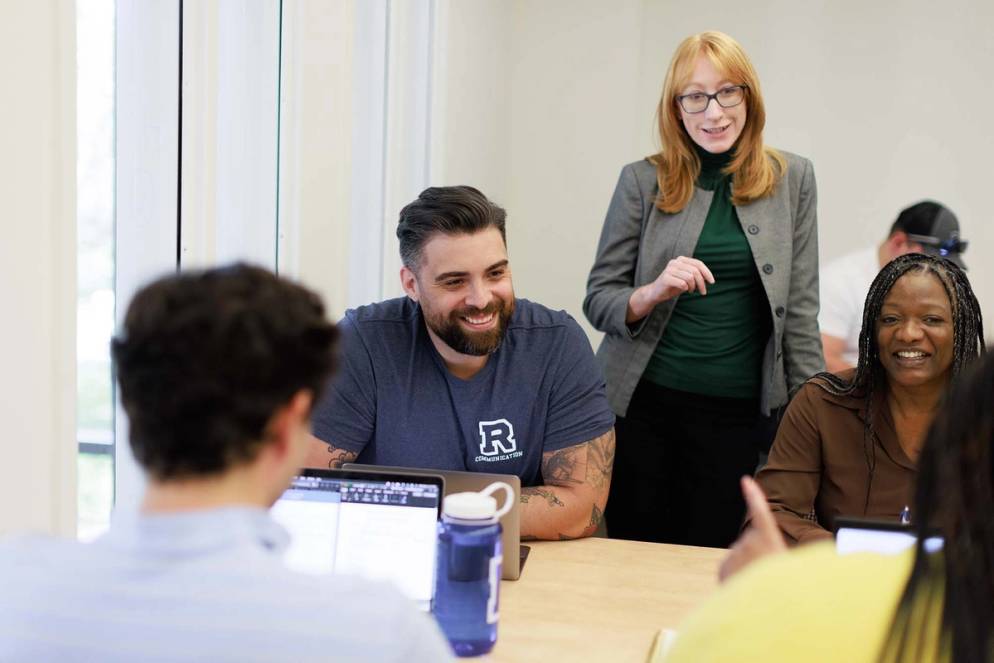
[583,153,824,417]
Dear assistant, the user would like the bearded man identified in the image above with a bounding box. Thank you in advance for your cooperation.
[306,186,615,540]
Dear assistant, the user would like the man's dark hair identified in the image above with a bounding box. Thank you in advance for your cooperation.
[111,263,339,480]
[889,200,949,236]
[396,185,507,270]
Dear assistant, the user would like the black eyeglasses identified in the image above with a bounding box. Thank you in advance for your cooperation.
[676,85,748,114]
[906,232,969,256]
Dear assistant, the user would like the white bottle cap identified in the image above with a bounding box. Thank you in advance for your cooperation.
[443,491,498,521]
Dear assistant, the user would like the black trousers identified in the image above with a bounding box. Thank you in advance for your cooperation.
[605,381,779,548]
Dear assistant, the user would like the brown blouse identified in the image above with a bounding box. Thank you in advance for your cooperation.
[755,373,917,544]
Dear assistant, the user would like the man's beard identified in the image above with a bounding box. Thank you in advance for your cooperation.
[423,296,515,357]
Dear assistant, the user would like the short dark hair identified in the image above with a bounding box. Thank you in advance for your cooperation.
[888,200,955,237]
[111,263,339,480]
[396,185,507,270]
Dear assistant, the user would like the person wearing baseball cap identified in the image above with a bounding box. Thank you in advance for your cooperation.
[892,201,967,269]
[819,200,968,372]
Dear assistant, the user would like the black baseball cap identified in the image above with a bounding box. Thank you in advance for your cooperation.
[890,200,967,269]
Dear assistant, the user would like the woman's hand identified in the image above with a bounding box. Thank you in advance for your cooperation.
[718,476,787,583]
[626,256,715,323]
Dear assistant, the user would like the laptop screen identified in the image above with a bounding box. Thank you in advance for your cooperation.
[271,469,442,610]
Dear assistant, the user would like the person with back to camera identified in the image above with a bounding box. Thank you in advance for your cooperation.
[751,253,984,544]
[663,344,994,663]
[584,30,823,547]
[0,264,452,662]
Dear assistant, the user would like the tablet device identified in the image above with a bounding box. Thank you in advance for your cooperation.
[835,516,943,556]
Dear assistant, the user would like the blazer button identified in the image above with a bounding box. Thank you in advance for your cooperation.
[762,263,774,275]
[747,224,760,235]
[775,306,785,318]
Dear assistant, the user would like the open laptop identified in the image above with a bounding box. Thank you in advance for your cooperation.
[271,468,444,610]
[344,463,526,580]
[835,517,943,556]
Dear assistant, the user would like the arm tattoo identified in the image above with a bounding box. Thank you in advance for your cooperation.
[584,429,616,489]
[540,429,615,488]
[541,446,583,486]
[588,503,604,529]
[520,487,565,507]
[326,446,359,469]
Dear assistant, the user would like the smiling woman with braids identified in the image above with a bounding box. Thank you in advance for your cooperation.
[752,253,984,543]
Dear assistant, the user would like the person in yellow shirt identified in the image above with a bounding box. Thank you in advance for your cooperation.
[664,347,994,663]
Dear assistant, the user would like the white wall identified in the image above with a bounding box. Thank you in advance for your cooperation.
[430,0,513,204]
[505,0,647,340]
[0,2,77,536]
[429,0,994,343]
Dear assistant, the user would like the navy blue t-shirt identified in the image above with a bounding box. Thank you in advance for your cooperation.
[311,297,615,487]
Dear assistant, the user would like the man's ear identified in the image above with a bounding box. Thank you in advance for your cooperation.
[400,265,420,302]
[885,231,910,260]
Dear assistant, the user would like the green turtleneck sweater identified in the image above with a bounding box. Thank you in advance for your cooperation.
[642,147,772,399]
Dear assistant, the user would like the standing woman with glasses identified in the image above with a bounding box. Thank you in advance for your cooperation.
[584,31,823,547]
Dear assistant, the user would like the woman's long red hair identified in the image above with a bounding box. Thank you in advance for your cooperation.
[651,31,785,214]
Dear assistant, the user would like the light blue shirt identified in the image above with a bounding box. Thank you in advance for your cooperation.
[0,507,452,662]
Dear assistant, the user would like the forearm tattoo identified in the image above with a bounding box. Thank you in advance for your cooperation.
[520,487,565,507]
[326,446,358,469]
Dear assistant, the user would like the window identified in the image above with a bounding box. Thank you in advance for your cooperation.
[77,1,436,527]
[76,0,116,540]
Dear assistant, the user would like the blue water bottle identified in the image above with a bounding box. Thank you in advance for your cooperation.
[432,481,514,657]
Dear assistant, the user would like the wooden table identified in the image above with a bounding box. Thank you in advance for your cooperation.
[483,537,724,662]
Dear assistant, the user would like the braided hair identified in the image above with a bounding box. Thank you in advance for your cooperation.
[814,253,984,512]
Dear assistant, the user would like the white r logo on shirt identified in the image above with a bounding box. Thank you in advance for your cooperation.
[478,419,517,456]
